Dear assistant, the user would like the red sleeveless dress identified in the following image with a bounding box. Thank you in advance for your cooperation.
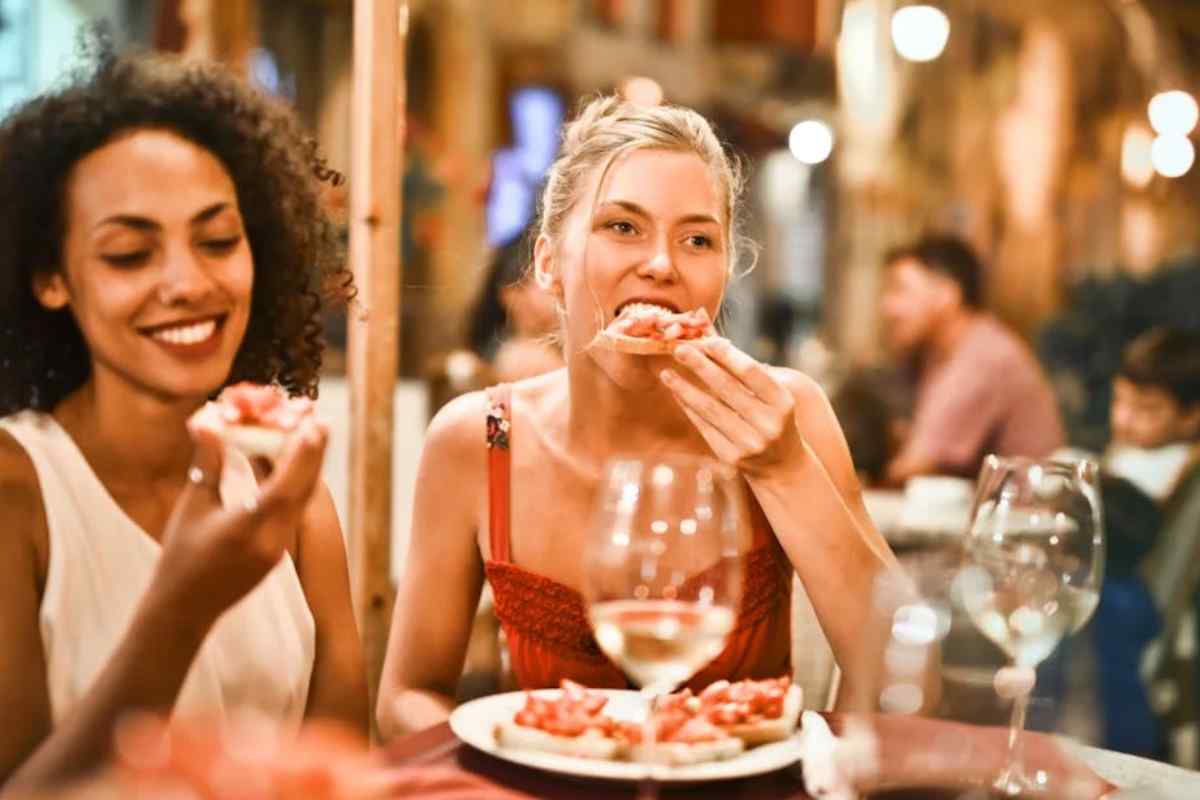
[482,384,793,691]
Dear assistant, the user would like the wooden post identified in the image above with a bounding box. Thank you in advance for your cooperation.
[348,0,407,727]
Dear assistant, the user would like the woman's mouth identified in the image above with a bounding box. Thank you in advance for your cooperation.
[141,315,227,357]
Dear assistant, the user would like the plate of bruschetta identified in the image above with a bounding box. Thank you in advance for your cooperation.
[449,677,805,783]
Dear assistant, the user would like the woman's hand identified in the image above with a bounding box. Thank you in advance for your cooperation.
[660,338,804,476]
[110,712,534,800]
[152,418,329,630]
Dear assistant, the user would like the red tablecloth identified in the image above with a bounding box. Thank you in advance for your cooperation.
[382,713,1121,800]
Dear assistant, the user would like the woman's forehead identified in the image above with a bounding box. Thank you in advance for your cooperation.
[586,148,724,222]
[65,129,238,224]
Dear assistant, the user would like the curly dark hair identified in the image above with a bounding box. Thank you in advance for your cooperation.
[0,37,351,414]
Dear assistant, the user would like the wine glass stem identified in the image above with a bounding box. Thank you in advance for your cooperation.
[998,680,1032,793]
[638,688,660,800]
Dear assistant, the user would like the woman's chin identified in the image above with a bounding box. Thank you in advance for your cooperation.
[588,348,673,392]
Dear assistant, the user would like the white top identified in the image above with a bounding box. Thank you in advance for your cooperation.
[1104,443,1194,502]
[0,411,315,727]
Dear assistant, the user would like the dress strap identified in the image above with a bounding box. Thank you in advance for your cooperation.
[485,384,514,563]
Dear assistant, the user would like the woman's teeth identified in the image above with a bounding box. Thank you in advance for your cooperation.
[618,302,675,318]
[151,319,217,345]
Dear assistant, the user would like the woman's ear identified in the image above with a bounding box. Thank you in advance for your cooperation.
[32,271,70,310]
[533,234,562,300]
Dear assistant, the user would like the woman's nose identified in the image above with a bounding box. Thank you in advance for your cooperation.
[157,247,214,306]
[637,241,676,283]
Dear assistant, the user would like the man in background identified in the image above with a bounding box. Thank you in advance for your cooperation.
[880,234,1064,485]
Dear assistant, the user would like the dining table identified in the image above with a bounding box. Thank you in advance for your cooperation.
[384,712,1200,799]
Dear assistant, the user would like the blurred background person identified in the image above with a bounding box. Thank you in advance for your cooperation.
[465,229,562,385]
[879,234,1065,486]
[1106,327,1200,501]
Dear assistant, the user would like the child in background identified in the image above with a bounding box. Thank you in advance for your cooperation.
[1094,327,1200,758]
[1106,327,1200,501]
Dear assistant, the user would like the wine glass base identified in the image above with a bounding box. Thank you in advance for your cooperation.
[993,765,1052,796]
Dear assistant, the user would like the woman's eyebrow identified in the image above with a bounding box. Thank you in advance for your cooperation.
[93,202,233,232]
[599,199,719,227]
[191,202,233,224]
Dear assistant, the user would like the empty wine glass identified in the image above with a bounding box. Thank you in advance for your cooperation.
[959,455,1104,796]
[582,455,743,794]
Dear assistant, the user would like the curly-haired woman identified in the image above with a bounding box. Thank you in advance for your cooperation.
[0,43,366,791]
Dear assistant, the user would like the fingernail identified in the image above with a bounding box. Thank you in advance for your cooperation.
[660,369,675,384]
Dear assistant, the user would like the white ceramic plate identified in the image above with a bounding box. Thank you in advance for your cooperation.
[448,689,804,783]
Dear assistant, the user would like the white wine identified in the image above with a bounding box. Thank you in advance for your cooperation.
[963,590,1071,666]
[589,600,736,693]
[960,533,1099,667]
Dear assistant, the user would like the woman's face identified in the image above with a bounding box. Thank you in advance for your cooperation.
[544,148,727,381]
[38,128,253,403]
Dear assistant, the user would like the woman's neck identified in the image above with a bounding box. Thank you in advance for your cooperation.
[561,350,709,464]
[53,374,204,485]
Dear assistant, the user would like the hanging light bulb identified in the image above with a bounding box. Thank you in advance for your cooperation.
[1147,90,1199,136]
[789,120,835,164]
[891,5,950,63]
[1151,134,1195,178]
[1121,124,1155,188]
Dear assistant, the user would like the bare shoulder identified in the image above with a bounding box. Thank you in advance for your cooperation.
[0,428,43,517]
[423,389,492,459]
[0,427,48,578]
[769,367,860,483]
[768,367,831,413]
[414,389,494,520]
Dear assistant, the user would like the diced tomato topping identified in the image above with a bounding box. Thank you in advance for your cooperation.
[609,306,715,342]
[511,681,617,739]
[216,382,313,430]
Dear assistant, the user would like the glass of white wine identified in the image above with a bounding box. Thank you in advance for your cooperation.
[583,455,743,794]
[959,455,1104,796]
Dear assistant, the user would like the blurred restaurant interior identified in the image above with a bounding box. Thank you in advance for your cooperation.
[5,0,1200,794]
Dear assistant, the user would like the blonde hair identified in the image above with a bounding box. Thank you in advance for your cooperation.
[537,94,753,276]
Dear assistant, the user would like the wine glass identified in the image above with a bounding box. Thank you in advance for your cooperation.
[582,455,743,792]
[958,455,1104,796]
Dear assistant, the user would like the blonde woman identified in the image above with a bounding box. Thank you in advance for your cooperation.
[378,96,897,736]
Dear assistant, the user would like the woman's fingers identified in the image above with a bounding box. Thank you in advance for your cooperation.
[673,344,784,432]
[182,424,226,506]
[700,338,791,407]
[259,419,328,512]
[672,399,740,464]
[661,369,764,454]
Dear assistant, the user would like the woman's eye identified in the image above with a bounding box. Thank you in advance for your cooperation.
[101,251,150,267]
[200,236,242,255]
[605,220,638,236]
[685,234,714,249]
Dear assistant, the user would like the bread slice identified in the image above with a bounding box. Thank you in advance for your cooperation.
[630,736,744,765]
[596,305,717,355]
[493,721,623,760]
[223,424,291,461]
[596,329,685,355]
[719,684,803,746]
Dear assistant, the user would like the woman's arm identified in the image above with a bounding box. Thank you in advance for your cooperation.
[376,393,488,740]
[2,421,330,793]
[295,483,368,733]
[0,436,58,786]
[743,371,904,708]
[660,340,904,709]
